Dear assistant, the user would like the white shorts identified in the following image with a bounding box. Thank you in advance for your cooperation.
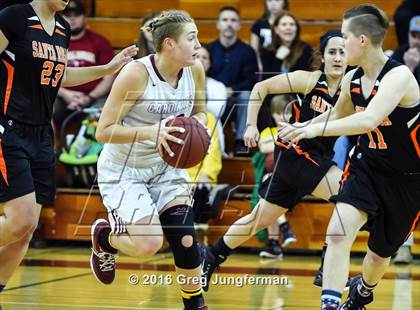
[97,154,191,234]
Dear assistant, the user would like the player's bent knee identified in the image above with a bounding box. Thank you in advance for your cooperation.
[9,211,38,240]
[367,250,390,263]
[160,205,201,269]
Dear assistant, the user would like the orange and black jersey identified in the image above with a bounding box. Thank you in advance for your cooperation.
[350,58,420,176]
[0,4,71,125]
[286,73,340,157]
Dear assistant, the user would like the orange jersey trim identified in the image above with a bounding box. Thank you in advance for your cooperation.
[351,87,361,94]
[55,28,66,37]
[410,124,420,159]
[2,59,14,115]
[340,160,351,190]
[275,140,289,149]
[0,140,9,186]
[405,211,420,242]
[293,145,319,166]
[29,24,44,30]
[293,103,300,122]
[315,87,329,95]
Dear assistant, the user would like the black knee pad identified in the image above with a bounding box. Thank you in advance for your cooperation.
[159,205,201,269]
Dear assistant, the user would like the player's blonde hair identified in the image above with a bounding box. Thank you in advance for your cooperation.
[343,4,389,46]
[141,10,194,53]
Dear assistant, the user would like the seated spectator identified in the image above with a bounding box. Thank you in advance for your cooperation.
[254,95,296,259]
[256,12,312,132]
[196,46,228,156]
[392,15,420,85]
[206,6,258,156]
[53,0,115,125]
[394,0,420,46]
[260,12,312,79]
[251,0,289,73]
[137,12,158,59]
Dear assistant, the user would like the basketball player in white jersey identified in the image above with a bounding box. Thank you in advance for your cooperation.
[89,11,208,310]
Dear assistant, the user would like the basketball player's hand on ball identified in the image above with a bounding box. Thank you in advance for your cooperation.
[243,124,260,148]
[105,45,139,74]
[277,122,319,144]
[151,116,185,158]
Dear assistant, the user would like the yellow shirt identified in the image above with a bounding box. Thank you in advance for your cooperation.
[187,113,222,184]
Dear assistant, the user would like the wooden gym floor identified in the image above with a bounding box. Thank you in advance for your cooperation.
[0,246,418,310]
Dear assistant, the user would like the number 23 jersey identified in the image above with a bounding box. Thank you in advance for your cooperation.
[0,4,71,125]
[350,58,420,176]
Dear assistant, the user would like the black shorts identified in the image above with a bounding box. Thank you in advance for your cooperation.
[259,144,336,209]
[0,117,56,205]
[331,153,420,257]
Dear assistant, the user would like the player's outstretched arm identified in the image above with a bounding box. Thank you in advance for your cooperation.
[278,66,416,144]
[244,70,319,147]
[304,69,356,127]
[61,45,138,87]
[95,61,148,144]
[191,59,207,126]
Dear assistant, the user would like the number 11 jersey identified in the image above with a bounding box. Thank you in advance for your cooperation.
[350,58,420,176]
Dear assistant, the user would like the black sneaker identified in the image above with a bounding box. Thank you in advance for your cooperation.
[313,270,351,290]
[200,245,226,292]
[279,223,297,247]
[259,239,283,259]
[339,275,373,309]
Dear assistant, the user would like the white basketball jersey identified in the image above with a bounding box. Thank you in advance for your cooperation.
[102,54,195,167]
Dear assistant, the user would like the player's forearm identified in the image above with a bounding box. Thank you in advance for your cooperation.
[308,107,338,126]
[88,75,115,99]
[314,111,376,137]
[96,124,153,144]
[247,82,266,125]
[62,65,112,88]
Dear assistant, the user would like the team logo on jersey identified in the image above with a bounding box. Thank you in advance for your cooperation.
[147,96,193,115]
[310,95,333,113]
[32,41,67,63]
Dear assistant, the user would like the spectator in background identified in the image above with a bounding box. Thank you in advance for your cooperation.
[53,0,115,125]
[260,12,312,79]
[257,12,312,135]
[137,12,158,58]
[196,47,228,156]
[250,0,289,74]
[206,6,258,156]
[392,15,420,85]
[394,0,420,47]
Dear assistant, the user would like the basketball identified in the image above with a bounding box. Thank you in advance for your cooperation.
[161,116,210,168]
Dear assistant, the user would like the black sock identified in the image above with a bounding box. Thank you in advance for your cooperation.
[0,284,4,293]
[211,237,232,260]
[98,227,116,253]
[182,288,205,309]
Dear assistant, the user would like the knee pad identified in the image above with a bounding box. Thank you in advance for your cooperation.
[159,205,201,269]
